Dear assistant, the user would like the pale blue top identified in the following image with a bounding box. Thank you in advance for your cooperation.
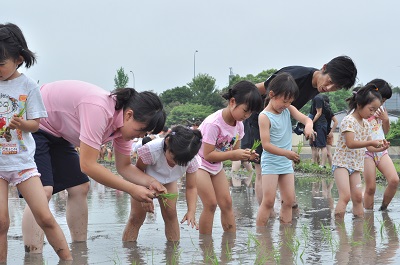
[260,109,294,175]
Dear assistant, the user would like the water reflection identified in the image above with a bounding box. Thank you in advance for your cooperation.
[6,174,400,264]
[199,232,236,264]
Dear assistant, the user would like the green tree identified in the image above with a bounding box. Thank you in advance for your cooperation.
[223,69,277,94]
[159,86,192,105]
[114,67,129,89]
[229,69,277,86]
[386,121,400,146]
[166,103,214,127]
[188,74,224,111]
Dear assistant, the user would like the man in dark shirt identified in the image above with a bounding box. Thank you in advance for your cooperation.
[310,94,328,167]
[244,55,357,206]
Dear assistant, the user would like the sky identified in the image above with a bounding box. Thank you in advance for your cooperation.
[3,1,400,94]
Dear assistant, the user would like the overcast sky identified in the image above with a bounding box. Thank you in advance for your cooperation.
[3,1,400,94]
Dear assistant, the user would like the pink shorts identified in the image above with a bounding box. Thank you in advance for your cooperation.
[365,150,388,166]
[0,168,40,186]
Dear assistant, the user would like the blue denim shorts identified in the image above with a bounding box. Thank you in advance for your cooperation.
[332,165,356,175]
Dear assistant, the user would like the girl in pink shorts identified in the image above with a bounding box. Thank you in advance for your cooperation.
[363,79,398,211]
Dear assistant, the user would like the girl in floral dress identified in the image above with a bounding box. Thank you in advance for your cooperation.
[332,84,389,219]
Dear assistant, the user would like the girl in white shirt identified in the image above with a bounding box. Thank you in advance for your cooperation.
[123,125,202,241]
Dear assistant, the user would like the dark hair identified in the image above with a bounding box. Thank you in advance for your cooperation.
[324,55,357,90]
[265,72,299,106]
[163,125,202,166]
[366,78,392,100]
[0,23,36,68]
[222,80,262,113]
[111,88,166,134]
[141,136,153,145]
[346,84,382,113]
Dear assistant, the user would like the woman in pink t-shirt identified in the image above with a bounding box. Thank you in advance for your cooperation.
[21,80,167,254]
[197,80,262,235]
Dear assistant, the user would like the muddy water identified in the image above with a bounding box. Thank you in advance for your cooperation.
[6,169,400,265]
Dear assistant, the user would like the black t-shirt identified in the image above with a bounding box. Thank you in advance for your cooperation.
[263,66,319,110]
[242,66,319,154]
[310,94,327,126]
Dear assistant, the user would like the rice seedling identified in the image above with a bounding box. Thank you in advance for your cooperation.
[1,105,27,142]
[157,192,179,208]
[250,139,261,152]
[320,222,338,253]
[362,220,374,241]
[246,232,260,251]
[377,218,386,239]
[18,105,26,117]
[393,222,400,235]
[296,140,304,155]
[254,248,270,265]
[206,250,219,265]
[224,240,232,261]
[283,226,303,264]
[271,242,281,264]
[170,242,182,265]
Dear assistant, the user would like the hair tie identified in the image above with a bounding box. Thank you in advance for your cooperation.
[171,132,176,135]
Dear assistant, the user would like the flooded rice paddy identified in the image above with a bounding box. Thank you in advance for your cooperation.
[6,167,400,265]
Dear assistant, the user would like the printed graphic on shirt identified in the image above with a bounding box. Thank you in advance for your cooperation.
[215,133,239,152]
[0,93,28,154]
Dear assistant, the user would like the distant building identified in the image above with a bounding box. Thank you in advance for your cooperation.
[385,92,400,114]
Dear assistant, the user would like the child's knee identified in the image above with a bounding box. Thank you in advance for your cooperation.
[35,212,55,229]
[218,196,233,210]
[128,213,146,225]
[352,193,363,205]
[164,208,178,220]
[281,198,295,208]
[340,194,351,204]
[365,185,376,196]
[204,201,218,213]
[388,176,399,188]
[261,198,275,209]
[68,182,90,198]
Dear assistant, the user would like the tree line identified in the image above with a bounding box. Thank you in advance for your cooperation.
[113,67,400,145]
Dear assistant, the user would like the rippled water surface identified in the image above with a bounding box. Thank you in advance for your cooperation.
[6,166,400,264]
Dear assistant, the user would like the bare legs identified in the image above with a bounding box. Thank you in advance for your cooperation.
[256,173,295,226]
[22,182,89,254]
[334,168,363,219]
[20,177,72,260]
[197,169,235,235]
[122,182,180,241]
[363,155,399,210]
[0,179,10,263]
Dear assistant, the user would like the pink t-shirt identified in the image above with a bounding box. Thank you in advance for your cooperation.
[198,109,244,174]
[39,80,132,155]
